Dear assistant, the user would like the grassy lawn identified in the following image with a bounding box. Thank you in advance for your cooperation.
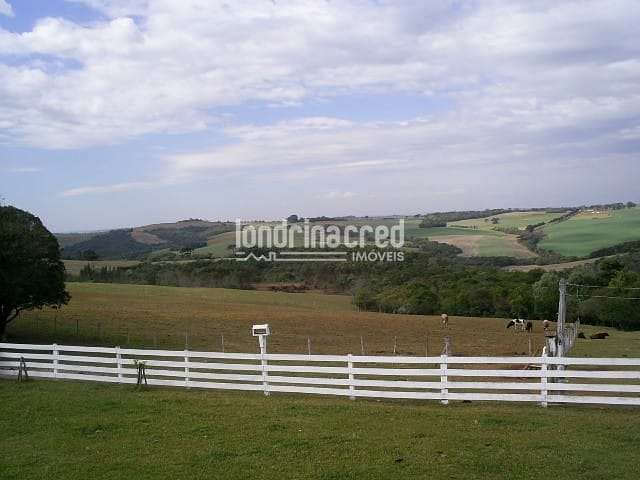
[570,323,640,358]
[539,208,640,257]
[1,380,640,480]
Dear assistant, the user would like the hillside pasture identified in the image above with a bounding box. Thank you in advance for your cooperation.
[410,227,535,258]
[539,208,640,257]
[449,210,568,231]
[8,283,547,357]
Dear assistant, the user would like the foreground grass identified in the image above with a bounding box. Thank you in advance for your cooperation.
[1,380,639,480]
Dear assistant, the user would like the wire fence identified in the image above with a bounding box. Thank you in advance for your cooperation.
[7,313,548,358]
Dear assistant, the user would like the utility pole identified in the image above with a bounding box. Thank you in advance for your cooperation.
[557,278,567,358]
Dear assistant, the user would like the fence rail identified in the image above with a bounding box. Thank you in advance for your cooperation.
[2,342,640,406]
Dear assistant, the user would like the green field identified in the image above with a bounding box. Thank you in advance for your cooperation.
[407,227,534,258]
[194,230,237,257]
[2,381,640,480]
[405,225,502,238]
[450,211,567,231]
[539,208,640,257]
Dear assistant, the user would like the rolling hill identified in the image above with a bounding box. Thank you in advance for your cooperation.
[539,207,640,257]
[59,219,234,259]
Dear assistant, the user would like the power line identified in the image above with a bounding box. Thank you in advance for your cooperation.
[567,293,640,301]
[567,283,640,291]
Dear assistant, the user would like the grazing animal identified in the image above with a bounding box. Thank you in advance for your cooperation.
[590,332,610,340]
[525,321,533,333]
[441,313,449,329]
[577,332,586,339]
[543,320,550,331]
[506,319,526,332]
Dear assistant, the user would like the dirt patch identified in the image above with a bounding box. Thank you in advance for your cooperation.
[131,228,165,245]
[495,235,537,258]
[429,235,484,256]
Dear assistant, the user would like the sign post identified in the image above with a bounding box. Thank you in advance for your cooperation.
[252,324,270,396]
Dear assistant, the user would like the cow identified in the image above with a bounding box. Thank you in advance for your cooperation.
[506,319,526,332]
[589,332,610,340]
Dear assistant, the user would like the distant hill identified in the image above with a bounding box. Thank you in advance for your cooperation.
[55,231,102,248]
[58,220,234,259]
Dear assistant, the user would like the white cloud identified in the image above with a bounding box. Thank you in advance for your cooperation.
[0,0,637,151]
[6,166,41,173]
[0,1,13,17]
[60,181,155,197]
[321,191,357,200]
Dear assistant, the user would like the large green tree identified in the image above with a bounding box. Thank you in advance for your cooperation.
[0,206,70,338]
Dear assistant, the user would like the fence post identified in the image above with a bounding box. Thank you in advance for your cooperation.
[259,335,269,396]
[347,354,355,401]
[53,343,59,379]
[184,349,190,389]
[115,346,122,383]
[540,347,548,408]
[440,353,448,405]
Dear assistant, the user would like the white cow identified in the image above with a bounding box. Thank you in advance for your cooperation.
[506,318,525,332]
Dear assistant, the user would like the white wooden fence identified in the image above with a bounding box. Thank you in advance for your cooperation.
[2,342,640,406]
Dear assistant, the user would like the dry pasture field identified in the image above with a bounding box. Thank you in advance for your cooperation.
[9,283,549,357]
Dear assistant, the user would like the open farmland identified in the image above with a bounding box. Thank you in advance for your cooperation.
[193,230,237,257]
[449,210,567,231]
[8,283,547,357]
[408,225,535,258]
[539,208,640,257]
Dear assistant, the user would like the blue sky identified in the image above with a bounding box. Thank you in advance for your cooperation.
[0,0,639,232]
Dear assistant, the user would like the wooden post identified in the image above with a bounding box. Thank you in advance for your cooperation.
[440,353,448,405]
[540,347,548,408]
[307,337,311,356]
[528,335,532,356]
[116,346,122,383]
[348,354,355,401]
[52,343,59,379]
[76,318,79,337]
[360,335,365,356]
[425,333,429,358]
[221,334,225,353]
[393,336,397,355]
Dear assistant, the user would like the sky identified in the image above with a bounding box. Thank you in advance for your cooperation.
[0,0,639,232]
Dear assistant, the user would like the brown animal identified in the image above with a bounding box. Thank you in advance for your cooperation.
[525,321,533,333]
[577,332,586,339]
[589,332,610,339]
